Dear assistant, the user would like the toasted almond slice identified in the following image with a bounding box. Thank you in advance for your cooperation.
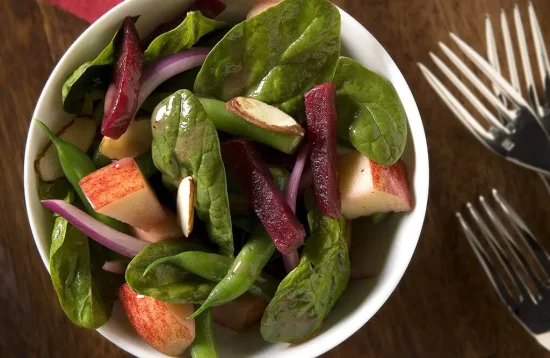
[226,97,304,136]
[99,118,152,160]
[34,116,97,181]
[177,176,195,238]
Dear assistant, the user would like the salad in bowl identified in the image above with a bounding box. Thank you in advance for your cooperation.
[26,0,423,356]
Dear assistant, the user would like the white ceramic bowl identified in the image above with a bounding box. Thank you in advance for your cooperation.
[23,0,429,356]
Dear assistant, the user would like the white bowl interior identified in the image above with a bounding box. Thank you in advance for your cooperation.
[23,0,429,357]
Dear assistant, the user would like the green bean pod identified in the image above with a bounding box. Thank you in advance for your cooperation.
[190,307,219,358]
[188,226,276,319]
[198,97,303,154]
[35,120,127,233]
[144,251,278,301]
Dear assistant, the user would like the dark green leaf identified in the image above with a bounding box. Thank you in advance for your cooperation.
[333,57,407,165]
[38,178,74,203]
[62,17,138,114]
[143,11,228,64]
[49,217,113,328]
[260,209,350,343]
[194,0,341,115]
[125,240,215,303]
[151,90,233,256]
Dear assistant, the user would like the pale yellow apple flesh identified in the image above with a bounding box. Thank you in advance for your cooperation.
[79,157,182,241]
[35,116,97,181]
[338,151,412,219]
[119,283,195,356]
[99,118,152,160]
[213,293,267,332]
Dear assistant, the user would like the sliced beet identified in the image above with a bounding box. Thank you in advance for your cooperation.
[141,0,227,48]
[304,83,342,218]
[190,0,227,18]
[101,17,144,139]
[222,139,305,255]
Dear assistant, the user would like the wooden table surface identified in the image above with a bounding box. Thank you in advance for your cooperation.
[3,0,550,356]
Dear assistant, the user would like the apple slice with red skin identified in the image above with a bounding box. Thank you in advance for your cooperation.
[338,151,412,219]
[102,17,143,139]
[305,82,342,218]
[119,283,195,356]
[79,158,182,241]
[221,139,305,255]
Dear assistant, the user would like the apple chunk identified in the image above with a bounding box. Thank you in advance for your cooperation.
[338,151,412,219]
[119,283,195,356]
[213,293,267,332]
[35,116,97,181]
[79,157,182,241]
[99,118,152,160]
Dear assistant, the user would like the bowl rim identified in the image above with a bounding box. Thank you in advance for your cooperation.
[23,1,429,357]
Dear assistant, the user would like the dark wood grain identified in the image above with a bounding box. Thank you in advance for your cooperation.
[2,0,550,356]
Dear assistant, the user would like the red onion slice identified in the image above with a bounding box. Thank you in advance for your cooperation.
[285,143,309,213]
[42,200,148,257]
[102,260,127,274]
[138,47,210,109]
[282,143,309,273]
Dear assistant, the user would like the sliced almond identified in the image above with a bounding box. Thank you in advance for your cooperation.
[34,116,97,181]
[177,176,195,238]
[226,97,304,136]
[99,118,152,160]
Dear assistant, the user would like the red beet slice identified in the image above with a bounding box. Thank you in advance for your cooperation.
[141,0,227,48]
[101,17,144,139]
[305,83,342,218]
[190,0,227,18]
[222,139,305,255]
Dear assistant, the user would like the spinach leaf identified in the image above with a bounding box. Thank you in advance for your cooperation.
[49,217,113,328]
[260,208,350,343]
[62,28,119,114]
[38,178,74,202]
[333,57,407,165]
[125,240,215,303]
[62,17,138,114]
[143,11,228,64]
[193,0,341,115]
[152,90,233,256]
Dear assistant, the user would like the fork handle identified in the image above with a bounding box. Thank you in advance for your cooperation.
[535,332,550,351]
[540,173,550,194]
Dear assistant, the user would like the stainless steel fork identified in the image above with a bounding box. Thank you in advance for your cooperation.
[457,189,550,350]
[418,2,550,176]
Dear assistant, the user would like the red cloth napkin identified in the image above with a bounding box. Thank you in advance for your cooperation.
[45,0,123,23]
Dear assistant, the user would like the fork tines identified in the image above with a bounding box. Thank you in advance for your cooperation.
[419,2,550,175]
[457,189,550,307]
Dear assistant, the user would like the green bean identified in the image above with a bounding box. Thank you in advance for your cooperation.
[35,120,127,233]
[190,307,218,358]
[188,226,276,319]
[198,97,303,154]
[144,251,278,301]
